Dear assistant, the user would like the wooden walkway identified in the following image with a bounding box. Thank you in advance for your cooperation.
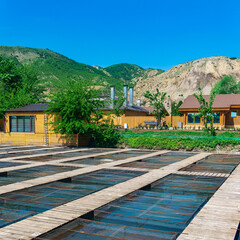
[0,152,210,239]
[0,148,91,161]
[0,150,169,195]
[0,148,130,173]
[0,146,63,155]
[178,164,240,240]
[176,170,229,178]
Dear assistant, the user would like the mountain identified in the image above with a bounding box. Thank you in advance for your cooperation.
[134,56,240,106]
[0,46,164,93]
[0,46,125,89]
[103,63,164,82]
[0,47,239,107]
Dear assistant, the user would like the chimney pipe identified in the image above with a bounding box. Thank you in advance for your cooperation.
[129,87,133,106]
[123,85,128,106]
[110,85,115,109]
[137,98,141,106]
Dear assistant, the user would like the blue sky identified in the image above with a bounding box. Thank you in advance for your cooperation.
[1,0,239,70]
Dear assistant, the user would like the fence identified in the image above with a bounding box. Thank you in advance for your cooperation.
[118,116,184,128]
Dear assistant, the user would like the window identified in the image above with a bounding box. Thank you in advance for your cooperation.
[213,113,220,123]
[206,113,220,124]
[195,115,201,123]
[188,113,201,123]
[231,111,237,118]
[188,113,194,123]
[10,116,35,132]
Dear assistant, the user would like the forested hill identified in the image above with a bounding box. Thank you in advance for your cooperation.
[0,46,164,91]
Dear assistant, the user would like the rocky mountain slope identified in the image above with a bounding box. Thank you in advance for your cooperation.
[134,56,240,105]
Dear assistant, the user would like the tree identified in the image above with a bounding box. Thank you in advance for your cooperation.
[21,65,46,101]
[171,100,183,116]
[46,80,121,147]
[0,88,38,118]
[193,87,216,136]
[0,56,22,91]
[0,56,45,117]
[110,95,126,127]
[144,89,167,127]
[46,80,104,135]
[211,75,240,94]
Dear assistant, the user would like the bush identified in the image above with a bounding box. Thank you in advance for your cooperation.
[89,125,121,147]
[123,135,240,151]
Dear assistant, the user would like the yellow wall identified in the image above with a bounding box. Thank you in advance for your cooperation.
[1,112,90,146]
[181,110,240,129]
[117,115,184,128]
[0,110,185,146]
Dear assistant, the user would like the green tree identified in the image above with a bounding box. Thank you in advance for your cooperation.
[144,89,167,127]
[46,80,121,147]
[110,95,126,127]
[46,80,104,135]
[171,100,183,116]
[0,56,22,91]
[193,87,216,136]
[0,88,38,118]
[211,75,240,94]
[0,56,45,117]
[21,65,46,101]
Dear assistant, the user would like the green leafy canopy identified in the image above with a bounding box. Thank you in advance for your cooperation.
[0,56,45,117]
[211,75,240,94]
[144,88,167,126]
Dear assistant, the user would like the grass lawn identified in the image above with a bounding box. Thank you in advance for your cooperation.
[120,130,240,152]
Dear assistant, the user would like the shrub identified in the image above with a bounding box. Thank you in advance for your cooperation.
[90,125,121,147]
[123,135,240,151]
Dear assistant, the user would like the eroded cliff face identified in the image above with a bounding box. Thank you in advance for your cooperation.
[134,57,240,106]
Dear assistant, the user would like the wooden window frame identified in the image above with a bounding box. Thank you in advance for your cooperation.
[231,111,237,119]
[187,113,201,124]
[10,116,35,133]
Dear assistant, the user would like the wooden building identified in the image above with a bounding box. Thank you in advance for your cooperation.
[179,94,240,129]
[0,104,83,146]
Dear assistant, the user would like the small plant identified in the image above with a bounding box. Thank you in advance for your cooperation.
[193,126,195,130]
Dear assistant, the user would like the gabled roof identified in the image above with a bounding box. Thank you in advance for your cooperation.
[179,94,240,110]
[5,104,48,112]
[141,106,169,116]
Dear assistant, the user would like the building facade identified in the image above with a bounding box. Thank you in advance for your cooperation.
[179,94,240,129]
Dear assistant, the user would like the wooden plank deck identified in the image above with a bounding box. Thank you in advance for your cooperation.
[0,152,210,239]
[177,164,240,240]
[0,148,130,173]
[0,146,64,155]
[176,170,229,178]
[0,148,92,161]
[0,150,169,195]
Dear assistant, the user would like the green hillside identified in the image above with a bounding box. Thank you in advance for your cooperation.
[104,63,164,82]
[0,46,164,91]
[0,46,124,89]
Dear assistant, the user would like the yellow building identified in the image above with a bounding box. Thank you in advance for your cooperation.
[0,104,84,146]
[179,94,240,129]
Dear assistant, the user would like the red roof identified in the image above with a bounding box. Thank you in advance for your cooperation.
[179,94,240,110]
